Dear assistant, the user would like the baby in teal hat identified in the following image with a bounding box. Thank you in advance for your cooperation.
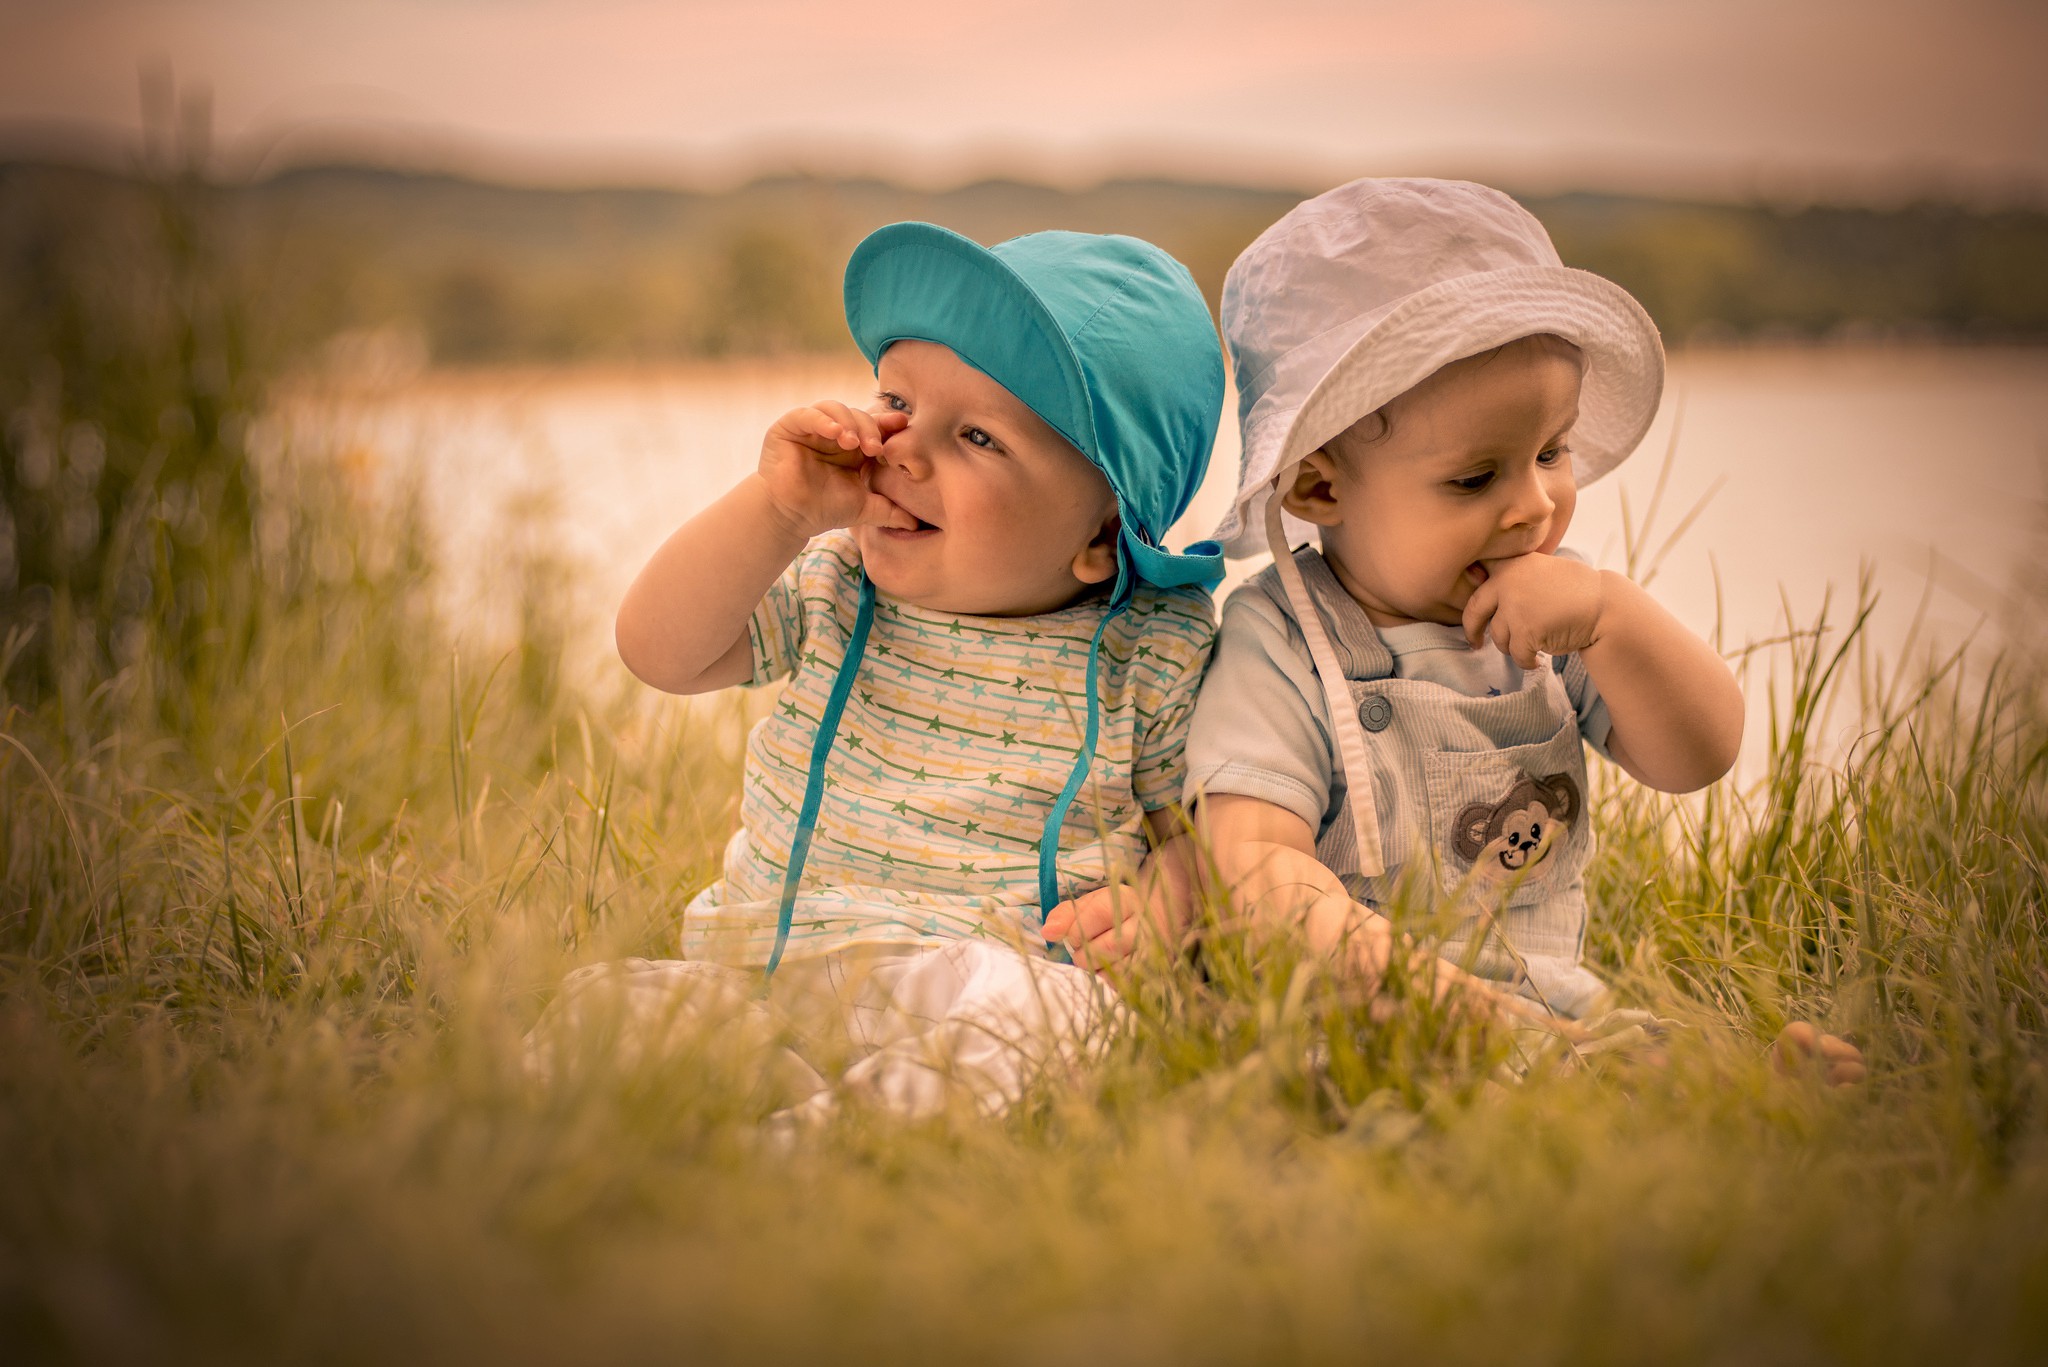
[585,224,1225,1121]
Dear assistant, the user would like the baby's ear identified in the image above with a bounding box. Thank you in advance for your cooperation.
[1280,451,1345,526]
[1071,510,1121,586]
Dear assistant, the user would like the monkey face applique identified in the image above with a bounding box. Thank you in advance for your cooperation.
[1451,772,1582,883]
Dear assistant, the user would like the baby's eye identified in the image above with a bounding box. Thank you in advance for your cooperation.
[1450,471,1494,492]
[962,427,996,449]
[876,390,909,412]
[1537,443,1571,466]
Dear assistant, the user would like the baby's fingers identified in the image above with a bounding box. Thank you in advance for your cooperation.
[1077,920,1143,968]
[1462,580,1500,650]
[771,406,867,465]
[1499,621,1541,670]
[1772,1022,1867,1087]
[810,400,886,458]
[1046,885,1127,947]
[1077,895,1167,969]
[857,489,918,532]
[1042,888,1098,948]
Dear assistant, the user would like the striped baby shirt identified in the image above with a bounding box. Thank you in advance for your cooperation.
[682,530,1215,968]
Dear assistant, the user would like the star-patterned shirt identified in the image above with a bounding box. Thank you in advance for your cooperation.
[682,530,1215,968]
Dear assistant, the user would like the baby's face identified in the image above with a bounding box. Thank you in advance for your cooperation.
[1291,336,1585,629]
[855,340,1118,616]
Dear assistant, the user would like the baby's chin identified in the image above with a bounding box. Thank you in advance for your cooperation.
[857,549,1095,618]
[1355,596,1467,631]
[1417,577,1481,628]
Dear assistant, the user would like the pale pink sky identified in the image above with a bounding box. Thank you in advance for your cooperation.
[1,0,2042,199]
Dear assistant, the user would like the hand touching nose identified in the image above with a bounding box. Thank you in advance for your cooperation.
[758,401,914,535]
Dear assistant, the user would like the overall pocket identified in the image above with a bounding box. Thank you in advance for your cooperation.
[1422,707,1590,917]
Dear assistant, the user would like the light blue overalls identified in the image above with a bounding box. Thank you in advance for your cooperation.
[1247,547,1612,1019]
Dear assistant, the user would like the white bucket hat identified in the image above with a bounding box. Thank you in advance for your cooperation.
[1213,178,1665,876]
[1216,177,1665,556]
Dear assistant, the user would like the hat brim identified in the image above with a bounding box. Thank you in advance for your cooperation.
[1216,265,1664,557]
[843,222,1101,468]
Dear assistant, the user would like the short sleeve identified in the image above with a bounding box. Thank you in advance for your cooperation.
[1128,587,1218,813]
[1181,587,1338,830]
[747,531,863,686]
[746,557,805,686]
[1548,548,1611,756]
[1555,652,1612,758]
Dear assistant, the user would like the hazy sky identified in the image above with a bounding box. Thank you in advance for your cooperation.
[2,0,2043,199]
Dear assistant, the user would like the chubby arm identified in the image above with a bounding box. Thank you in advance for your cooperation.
[1196,794,1515,1009]
[1464,555,1743,792]
[615,401,910,694]
[1196,794,1360,955]
[616,476,814,693]
[1042,802,1390,969]
[1576,572,1743,791]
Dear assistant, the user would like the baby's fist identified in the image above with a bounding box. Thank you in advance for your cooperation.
[1462,553,1606,668]
[757,401,911,537]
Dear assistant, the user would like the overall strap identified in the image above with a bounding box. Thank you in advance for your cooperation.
[1266,491,1386,877]
[763,572,877,979]
[1292,548,1397,682]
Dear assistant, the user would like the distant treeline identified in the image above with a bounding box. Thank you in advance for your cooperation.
[5,160,2046,370]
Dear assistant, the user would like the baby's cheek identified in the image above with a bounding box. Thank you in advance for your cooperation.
[1445,567,1481,607]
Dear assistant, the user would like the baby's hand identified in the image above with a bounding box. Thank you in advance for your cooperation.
[1043,837,1197,971]
[1462,553,1606,668]
[1771,1021,1867,1087]
[757,400,915,538]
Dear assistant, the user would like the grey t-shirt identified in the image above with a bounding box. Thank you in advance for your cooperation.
[1184,556,1611,834]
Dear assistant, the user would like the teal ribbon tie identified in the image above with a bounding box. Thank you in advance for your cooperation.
[764,573,877,980]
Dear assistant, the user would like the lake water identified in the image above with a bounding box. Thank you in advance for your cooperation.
[276,346,2048,770]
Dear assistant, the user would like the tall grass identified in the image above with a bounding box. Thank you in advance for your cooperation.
[5,461,2043,1365]
[3,138,2046,1363]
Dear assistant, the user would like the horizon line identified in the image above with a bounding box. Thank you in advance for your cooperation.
[4,116,2045,216]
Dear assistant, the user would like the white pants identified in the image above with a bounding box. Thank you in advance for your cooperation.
[524,940,1124,1123]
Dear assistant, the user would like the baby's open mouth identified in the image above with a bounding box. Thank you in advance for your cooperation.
[880,510,938,534]
[876,491,938,533]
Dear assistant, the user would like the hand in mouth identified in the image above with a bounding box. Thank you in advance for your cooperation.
[867,489,937,533]
[875,497,939,534]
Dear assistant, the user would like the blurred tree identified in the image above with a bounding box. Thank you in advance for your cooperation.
[696,225,840,356]
[429,264,516,364]
[8,164,2045,377]
[0,76,269,727]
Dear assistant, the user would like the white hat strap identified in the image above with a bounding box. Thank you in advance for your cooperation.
[1263,483,1386,877]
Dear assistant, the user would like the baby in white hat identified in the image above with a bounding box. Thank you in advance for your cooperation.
[1141,178,1859,1075]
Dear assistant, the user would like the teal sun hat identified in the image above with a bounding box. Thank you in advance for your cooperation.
[844,222,1227,592]
[763,223,1226,976]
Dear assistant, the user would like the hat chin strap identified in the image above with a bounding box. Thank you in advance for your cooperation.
[763,572,878,979]
[1263,483,1385,878]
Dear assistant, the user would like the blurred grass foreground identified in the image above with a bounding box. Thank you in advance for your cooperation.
[3,134,2048,1365]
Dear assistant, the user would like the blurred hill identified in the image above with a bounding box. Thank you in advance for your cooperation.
[5,159,2046,370]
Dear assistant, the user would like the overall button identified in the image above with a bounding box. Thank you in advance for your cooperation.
[1359,694,1393,732]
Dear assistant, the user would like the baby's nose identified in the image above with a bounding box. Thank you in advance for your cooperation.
[877,425,930,476]
[1503,471,1556,528]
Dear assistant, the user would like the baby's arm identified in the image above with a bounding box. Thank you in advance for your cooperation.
[1463,555,1743,792]
[1197,794,1516,1010]
[615,401,910,694]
